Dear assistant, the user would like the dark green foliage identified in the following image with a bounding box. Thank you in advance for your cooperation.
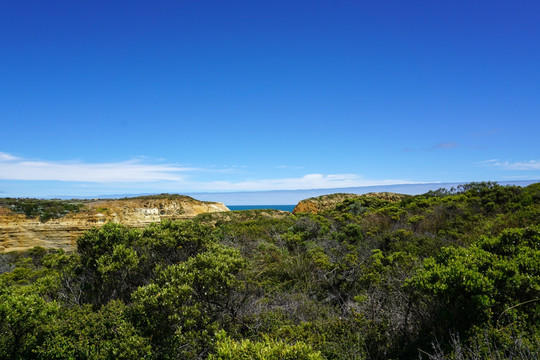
[0,292,59,359]
[409,227,540,340]
[36,301,151,359]
[74,220,213,306]
[1,182,540,359]
[131,243,246,358]
[334,196,392,215]
[0,253,15,275]
[211,215,295,256]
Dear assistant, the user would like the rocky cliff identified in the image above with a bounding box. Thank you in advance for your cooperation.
[0,195,229,252]
[293,192,406,214]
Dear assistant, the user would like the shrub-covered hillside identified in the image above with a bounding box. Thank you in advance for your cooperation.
[1,182,539,359]
[0,198,87,222]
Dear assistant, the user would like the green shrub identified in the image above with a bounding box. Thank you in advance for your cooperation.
[209,331,324,360]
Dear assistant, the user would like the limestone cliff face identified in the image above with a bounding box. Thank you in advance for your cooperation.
[292,192,407,214]
[0,196,229,252]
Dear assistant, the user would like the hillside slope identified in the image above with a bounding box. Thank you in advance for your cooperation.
[293,192,407,214]
[0,195,228,252]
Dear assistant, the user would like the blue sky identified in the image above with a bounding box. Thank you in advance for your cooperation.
[1,0,539,199]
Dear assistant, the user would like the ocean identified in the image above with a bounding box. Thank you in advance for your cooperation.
[227,205,296,212]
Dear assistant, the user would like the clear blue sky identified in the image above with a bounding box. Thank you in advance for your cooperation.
[1,0,539,198]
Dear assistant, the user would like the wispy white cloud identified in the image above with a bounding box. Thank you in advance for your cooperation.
[0,152,419,193]
[480,159,540,171]
[0,152,195,182]
[0,152,19,161]
[195,174,416,192]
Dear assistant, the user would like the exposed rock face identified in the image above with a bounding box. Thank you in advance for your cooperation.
[292,192,406,214]
[0,196,229,252]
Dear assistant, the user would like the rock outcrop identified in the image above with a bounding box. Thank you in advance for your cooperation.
[293,192,407,214]
[0,195,229,252]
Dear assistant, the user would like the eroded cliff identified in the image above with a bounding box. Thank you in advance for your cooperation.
[0,195,229,252]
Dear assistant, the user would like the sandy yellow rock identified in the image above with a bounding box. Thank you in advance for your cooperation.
[0,196,229,252]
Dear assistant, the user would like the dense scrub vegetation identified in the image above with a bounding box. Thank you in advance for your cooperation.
[1,182,539,359]
[0,198,86,222]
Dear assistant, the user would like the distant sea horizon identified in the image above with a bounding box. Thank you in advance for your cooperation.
[189,180,540,206]
[227,205,296,212]
[45,180,540,206]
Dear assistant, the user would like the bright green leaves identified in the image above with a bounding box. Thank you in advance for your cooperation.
[410,246,498,324]
[209,331,324,360]
[409,226,540,339]
[97,244,139,276]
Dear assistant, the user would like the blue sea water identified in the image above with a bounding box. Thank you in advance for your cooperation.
[227,205,296,212]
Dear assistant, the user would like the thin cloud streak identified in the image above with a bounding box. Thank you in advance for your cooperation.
[481,159,540,171]
[193,174,417,192]
[0,153,195,182]
[0,152,19,161]
[0,152,420,193]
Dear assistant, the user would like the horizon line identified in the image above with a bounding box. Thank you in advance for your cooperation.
[3,179,537,202]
